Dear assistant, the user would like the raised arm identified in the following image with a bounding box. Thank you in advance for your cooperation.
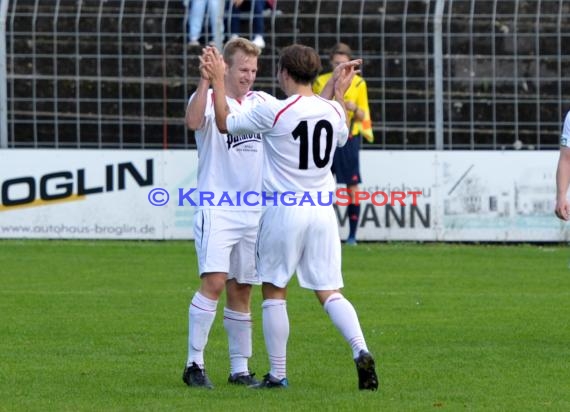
[202,47,230,133]
[185,49,213,130]
[333,62,358,128]
[319,59,362,100]
[186,78,210,130]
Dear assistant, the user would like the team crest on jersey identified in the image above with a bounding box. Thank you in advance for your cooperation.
[226,133,262,151]
[562,137,568,146]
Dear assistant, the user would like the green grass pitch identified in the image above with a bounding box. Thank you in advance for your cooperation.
[1,240,569,411]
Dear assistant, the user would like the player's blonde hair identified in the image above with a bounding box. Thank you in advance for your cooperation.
[223,37,261,66]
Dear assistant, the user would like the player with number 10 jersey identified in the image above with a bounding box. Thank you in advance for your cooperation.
[205,43,378,391]
[227,94,348,198]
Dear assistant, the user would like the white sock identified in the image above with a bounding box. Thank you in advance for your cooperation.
[223,307,252,375]
[262,299,288,380]
[323,293,369,358]
[187,291,218,367]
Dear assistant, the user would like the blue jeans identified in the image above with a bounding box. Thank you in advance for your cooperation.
[187,0,224,49]
[229,0,264,37]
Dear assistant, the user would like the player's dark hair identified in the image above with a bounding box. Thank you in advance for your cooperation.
[278,44,322,85]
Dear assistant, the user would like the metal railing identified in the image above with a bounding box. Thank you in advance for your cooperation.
[0,0,569,150]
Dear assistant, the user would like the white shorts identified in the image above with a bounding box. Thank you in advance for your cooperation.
[256,205,343,290]
[194,209,261,285]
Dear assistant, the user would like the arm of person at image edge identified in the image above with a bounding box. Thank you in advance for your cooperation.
[555,112,570,221]
[185,50,211,131]
[313,64,374,143]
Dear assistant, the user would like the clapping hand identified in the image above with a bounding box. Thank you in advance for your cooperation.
[199,46,226,84]
[334,59,361,100]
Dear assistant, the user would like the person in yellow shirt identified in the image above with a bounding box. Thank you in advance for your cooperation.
[313,43,374,245]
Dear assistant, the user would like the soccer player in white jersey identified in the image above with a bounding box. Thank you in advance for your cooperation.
[203,44,379,390]
[182,37,274,389]
[555,110,570,220]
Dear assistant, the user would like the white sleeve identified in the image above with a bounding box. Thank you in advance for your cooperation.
[336,102,349,147]
[227,100,275,135]
[562,111,570,147]
[337,124,349,147]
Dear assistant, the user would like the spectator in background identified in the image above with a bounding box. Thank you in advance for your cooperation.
[312,42,374,246]
[228,0,266,49]
[184,0,225,50]
[555,111,570,220]
[263,0,279,17]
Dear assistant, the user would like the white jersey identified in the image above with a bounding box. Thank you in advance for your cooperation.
[562,111,570,147]
[192,89,273,210]
[226,94,348,197]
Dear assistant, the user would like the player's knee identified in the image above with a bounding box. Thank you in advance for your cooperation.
[227,283,252,308]
[200,273,227,298]
[316,289,342,306]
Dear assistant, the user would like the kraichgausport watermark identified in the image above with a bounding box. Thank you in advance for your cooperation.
[148,188,422,207]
